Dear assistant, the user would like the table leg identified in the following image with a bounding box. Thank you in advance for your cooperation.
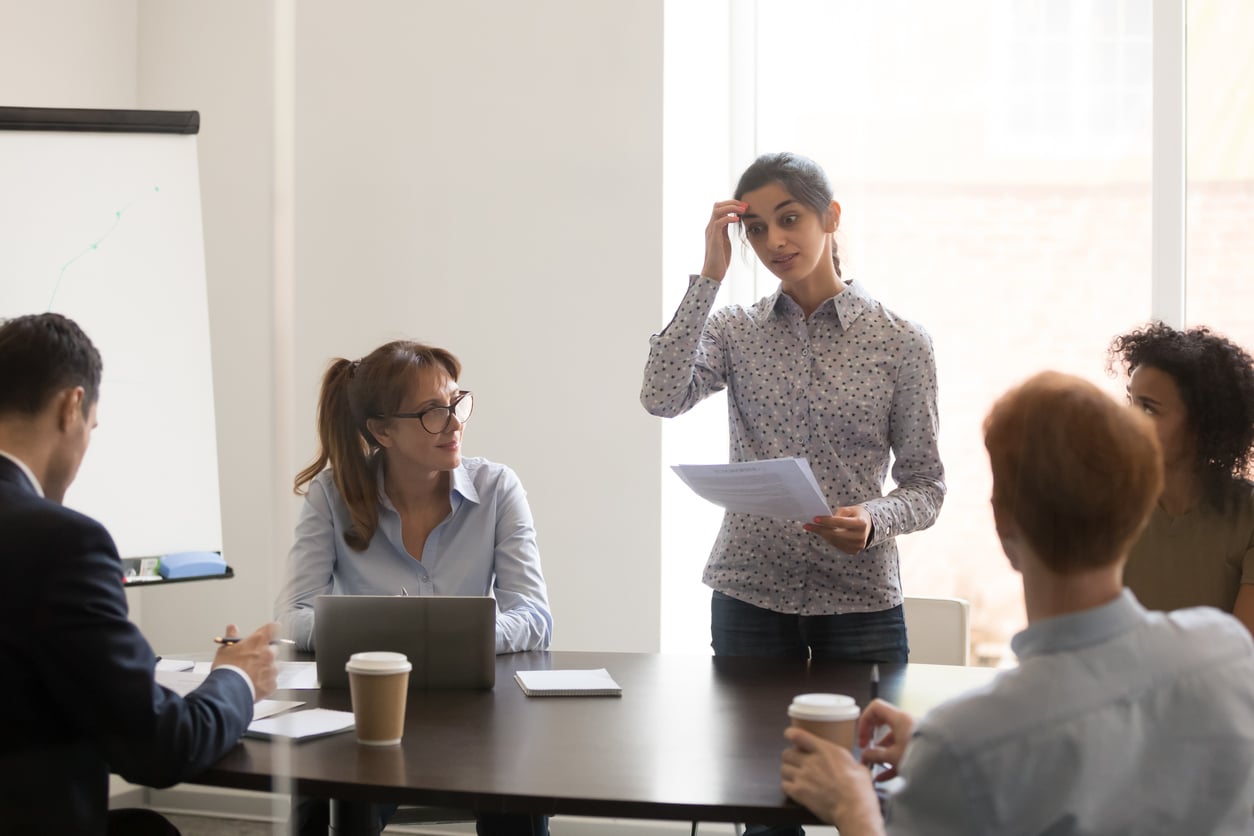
[328,799,382,836]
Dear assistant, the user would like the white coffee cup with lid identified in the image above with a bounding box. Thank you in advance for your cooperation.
[787,693,860,750]
[346,651,412,746]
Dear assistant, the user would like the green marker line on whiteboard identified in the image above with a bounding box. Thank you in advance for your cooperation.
[47,185,161,311]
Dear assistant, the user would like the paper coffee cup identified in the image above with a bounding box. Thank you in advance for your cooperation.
[788,693,860,750]
[346,651,412,746]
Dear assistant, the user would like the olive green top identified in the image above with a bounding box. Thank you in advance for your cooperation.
[1124,484,1254,613]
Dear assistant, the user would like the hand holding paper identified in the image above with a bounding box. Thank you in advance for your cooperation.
[804,505,873,554]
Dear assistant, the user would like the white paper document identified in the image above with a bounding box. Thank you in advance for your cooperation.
[274,661,320,690]
[246,708,355,741]
[190,659,320,690]
[670,457,831,521]
[252,699,307,720]
[514,668,622,697]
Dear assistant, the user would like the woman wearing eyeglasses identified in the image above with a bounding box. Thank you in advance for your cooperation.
[274,340,553,656]
[276,341,553,835]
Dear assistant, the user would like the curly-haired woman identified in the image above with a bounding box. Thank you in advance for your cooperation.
[1109,322,1254,635]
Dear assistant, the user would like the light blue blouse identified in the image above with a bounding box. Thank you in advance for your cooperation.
[885,591,1254,834]
[274,457,553,654]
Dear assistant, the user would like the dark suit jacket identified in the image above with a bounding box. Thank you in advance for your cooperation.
[0,456,254,835]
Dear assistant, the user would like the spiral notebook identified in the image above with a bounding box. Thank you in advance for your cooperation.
[514,668,622,697]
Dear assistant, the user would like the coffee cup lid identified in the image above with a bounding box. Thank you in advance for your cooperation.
[788,693,859,721]
[346,651,412,675]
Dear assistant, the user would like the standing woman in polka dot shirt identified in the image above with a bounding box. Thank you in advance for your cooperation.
[642,152,945,665]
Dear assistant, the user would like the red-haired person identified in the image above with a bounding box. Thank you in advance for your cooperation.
[781,372,1254,835]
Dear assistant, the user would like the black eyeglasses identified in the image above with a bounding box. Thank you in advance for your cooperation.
[380,390,474,435]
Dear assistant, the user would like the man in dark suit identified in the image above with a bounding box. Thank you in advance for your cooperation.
[0,312,279,835]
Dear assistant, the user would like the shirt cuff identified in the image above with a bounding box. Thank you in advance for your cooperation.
[213,664,257,702]
[860,505,878,549]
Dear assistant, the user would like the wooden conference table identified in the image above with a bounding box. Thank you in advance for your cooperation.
[192,650,997,827]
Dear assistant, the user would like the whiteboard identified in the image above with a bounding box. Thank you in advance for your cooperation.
[0,111,222,559]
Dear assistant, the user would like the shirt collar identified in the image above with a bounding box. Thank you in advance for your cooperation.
[449,461,479,504]
[0,449,44,498]
[375,459,478,513]
[762,278,871,330]
[1010,588,1145,660]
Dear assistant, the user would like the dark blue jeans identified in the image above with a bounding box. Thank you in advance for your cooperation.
[710,592,908,836]
[711,591,909,663]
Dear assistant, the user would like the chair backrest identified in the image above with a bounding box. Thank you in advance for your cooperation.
[903,596,971,666]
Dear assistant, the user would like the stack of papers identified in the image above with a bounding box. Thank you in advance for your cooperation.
[514,668,622,697]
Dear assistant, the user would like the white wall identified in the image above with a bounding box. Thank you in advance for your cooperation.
[0,0,137,107]
[292,0,664,651]
[2,0,666,654]
[132,0,282,652]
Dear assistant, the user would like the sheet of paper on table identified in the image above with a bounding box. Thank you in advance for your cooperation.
[245,708,355,741]
[189,659,320,689]
[514,668,622,697]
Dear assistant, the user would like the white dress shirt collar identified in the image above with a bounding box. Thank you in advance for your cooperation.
[0,449,44,498]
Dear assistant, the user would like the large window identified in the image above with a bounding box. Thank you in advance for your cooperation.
[1185,0,1254,348]
[661,0,1235,663]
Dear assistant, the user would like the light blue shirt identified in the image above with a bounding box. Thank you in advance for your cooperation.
[275,457,552,655]
[641,276,944,615]
[886,590,1254,835]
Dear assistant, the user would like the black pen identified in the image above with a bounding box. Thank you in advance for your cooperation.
[214,636,296,646]
[868,663,888,777]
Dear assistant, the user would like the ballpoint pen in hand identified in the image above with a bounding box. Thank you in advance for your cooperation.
[867,663,889,777]
[214,636,296,646]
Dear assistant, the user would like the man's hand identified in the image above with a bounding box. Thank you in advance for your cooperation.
[857,698,916,781]
[781,727,886,835]
[211,622,279,701]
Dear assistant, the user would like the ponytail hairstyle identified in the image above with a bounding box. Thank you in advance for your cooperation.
[733,152,841,278]
[295,341,462,551]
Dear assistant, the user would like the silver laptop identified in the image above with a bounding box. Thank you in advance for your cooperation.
[314,595,496,690]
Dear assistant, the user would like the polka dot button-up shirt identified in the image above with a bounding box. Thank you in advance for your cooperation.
[641,276,945,615]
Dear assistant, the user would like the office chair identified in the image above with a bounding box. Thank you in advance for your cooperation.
[902,595,971,666]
